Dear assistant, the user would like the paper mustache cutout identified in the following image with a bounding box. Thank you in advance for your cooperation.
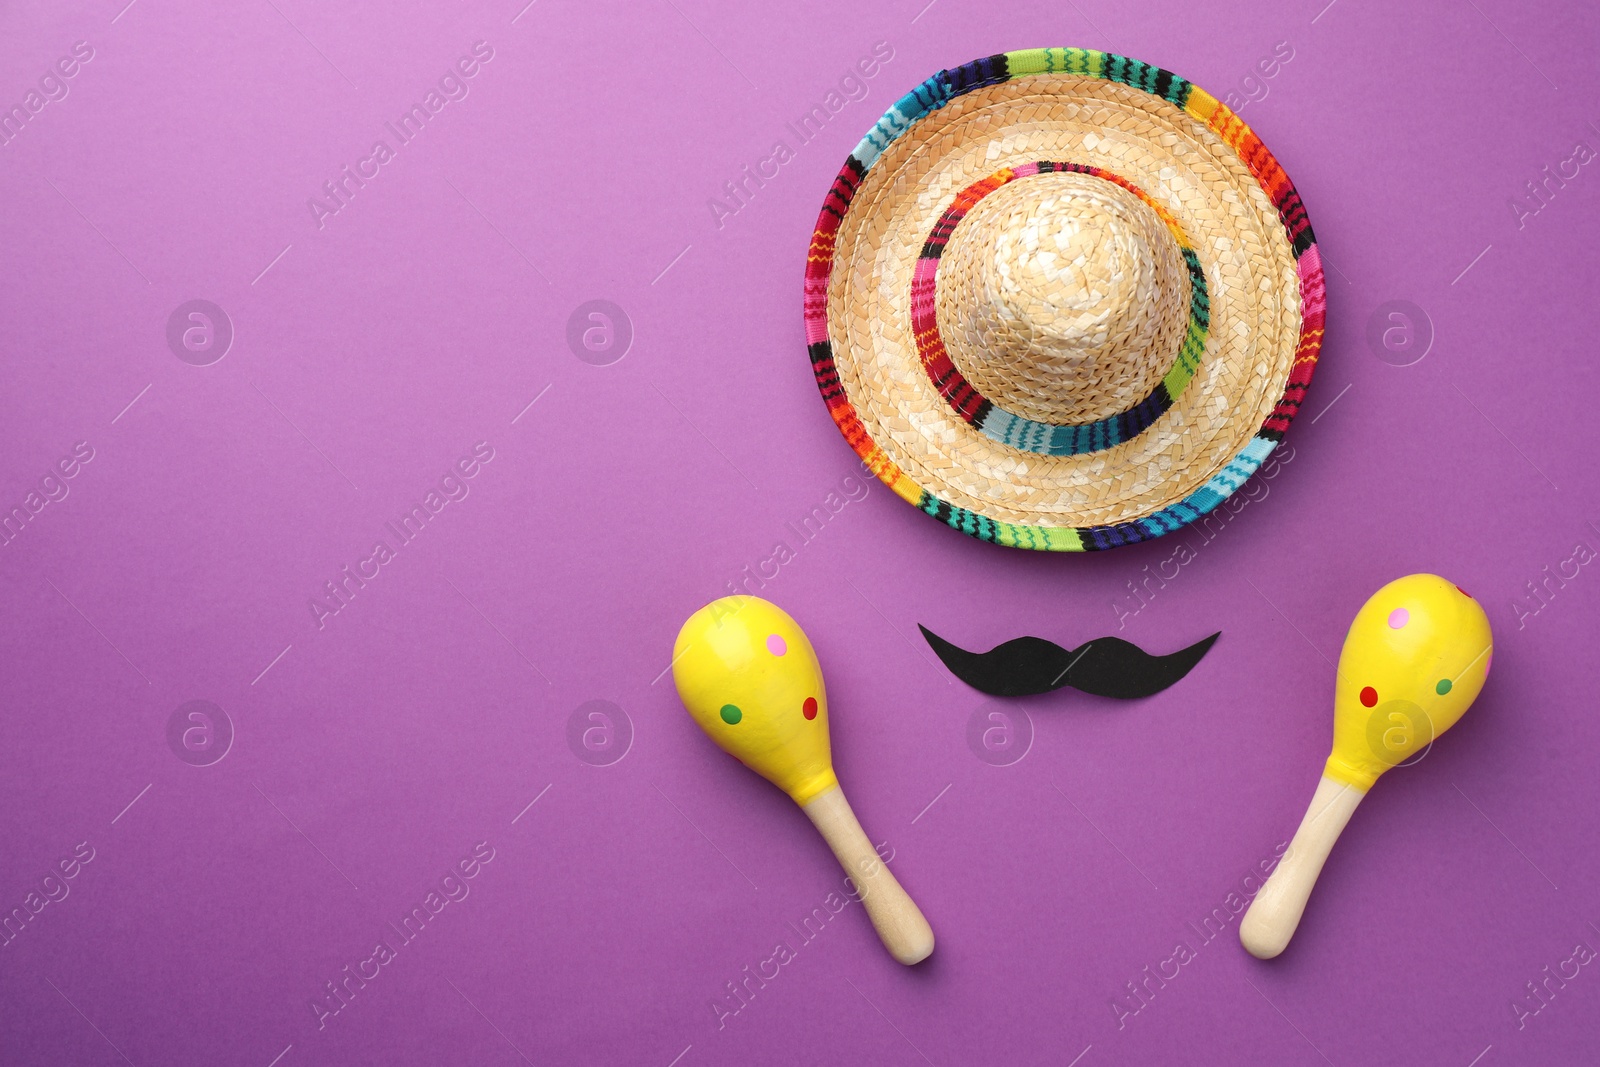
[919,626,1220,699]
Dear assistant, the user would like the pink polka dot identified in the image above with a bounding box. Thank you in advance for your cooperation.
[766,633,787,656]
[1388,607,1410,629]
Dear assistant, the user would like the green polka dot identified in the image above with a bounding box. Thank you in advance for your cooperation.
[1436,678,1453,696]
[720,704,742,725]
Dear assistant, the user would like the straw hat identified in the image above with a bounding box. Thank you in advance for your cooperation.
[804,49,1324,550]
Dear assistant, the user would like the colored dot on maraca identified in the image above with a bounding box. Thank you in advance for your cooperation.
[673,596,934,965]
[1241,574,1492,960]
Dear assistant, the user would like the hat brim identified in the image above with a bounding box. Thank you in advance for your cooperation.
[804,50,1324,551]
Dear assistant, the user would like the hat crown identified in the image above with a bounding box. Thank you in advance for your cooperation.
[935,172,1191,426]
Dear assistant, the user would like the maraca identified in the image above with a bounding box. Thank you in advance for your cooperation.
[1240,574,1492,959]
[673,596,935,965]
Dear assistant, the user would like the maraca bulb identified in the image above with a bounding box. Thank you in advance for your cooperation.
[1326,574,1493,790]
[672,596,838,806]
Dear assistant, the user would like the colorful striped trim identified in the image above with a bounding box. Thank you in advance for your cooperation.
[803,49,1325,552]
[910,161,1210,457]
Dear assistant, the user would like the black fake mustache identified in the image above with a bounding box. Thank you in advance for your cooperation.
[919,626,1219,698]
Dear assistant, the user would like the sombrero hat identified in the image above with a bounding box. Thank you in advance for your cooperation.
[804,49,1324,551]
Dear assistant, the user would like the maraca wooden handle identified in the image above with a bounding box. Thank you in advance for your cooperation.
[803,786,934,965]
[1240,775,1364,959]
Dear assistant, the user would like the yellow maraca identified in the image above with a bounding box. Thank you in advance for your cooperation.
[673,596,934,965]
[1241,574,1493,958]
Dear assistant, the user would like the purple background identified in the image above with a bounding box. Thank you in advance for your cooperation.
[2,0,1598,1063]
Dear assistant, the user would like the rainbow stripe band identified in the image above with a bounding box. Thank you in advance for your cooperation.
[910,161,1211,457]
[803,48,1325,552]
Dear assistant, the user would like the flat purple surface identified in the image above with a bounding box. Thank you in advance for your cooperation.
[3,1,1598,1064]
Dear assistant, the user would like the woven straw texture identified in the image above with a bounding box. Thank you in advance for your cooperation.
[804,50,1325,551]
[936,171,1192,426]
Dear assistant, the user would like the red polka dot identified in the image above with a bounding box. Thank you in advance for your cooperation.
[1360,686,1378,707]
[1455,585,1471,598]
[803,697,818,720]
